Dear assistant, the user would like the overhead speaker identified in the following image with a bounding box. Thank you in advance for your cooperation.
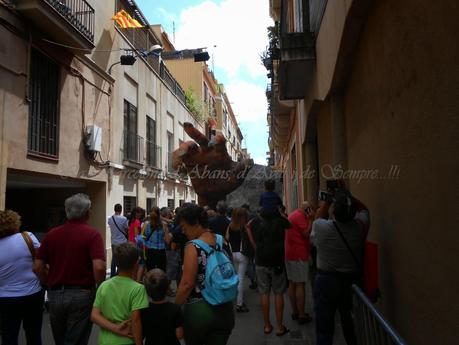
[194,52,210,62]
[120,55,137,65]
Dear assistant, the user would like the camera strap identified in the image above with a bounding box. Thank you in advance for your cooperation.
[333,221,363,273]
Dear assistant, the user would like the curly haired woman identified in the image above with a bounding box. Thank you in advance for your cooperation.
[0,209,44,345]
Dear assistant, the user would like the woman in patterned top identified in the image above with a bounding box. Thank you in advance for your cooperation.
[175,204,235,345]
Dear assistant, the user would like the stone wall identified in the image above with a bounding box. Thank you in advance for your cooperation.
[226,164,283,211]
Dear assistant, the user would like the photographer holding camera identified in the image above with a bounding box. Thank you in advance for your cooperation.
[311,181,370,345]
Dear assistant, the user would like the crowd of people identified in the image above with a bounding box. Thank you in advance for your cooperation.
[0,179,369,345]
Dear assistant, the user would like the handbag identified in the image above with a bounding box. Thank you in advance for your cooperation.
[333,222,380,303]
[20,231,35,260]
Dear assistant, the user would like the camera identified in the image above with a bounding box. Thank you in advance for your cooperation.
[318,180,343,203]
[318,190,333,203]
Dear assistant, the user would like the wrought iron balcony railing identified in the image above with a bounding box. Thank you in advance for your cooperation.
[45,0,95,43]
[123,131,144,164]
[145,140,161,169]
[167,151,174,173]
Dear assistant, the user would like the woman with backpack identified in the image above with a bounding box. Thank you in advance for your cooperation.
[225,207,252,313]
[175,204,236,345]
[142,206,171,272]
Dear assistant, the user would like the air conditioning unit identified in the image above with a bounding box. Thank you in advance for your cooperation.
[86,125,102,152]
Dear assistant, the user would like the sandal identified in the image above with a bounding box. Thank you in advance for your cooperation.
[291,313,298,321]
[276,326,290,337]
[264,325,273,334]
[298,314,313,324]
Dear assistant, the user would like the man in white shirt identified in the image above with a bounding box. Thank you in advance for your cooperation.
[107,204,128,277]
[310,188,370,345]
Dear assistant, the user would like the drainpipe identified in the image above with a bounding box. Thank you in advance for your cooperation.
[0,90,6,210]
[330,94,348,171]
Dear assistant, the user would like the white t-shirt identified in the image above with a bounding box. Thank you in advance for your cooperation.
[0,232,42,297]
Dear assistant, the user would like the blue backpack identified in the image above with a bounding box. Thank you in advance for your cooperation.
[190,234,239,305]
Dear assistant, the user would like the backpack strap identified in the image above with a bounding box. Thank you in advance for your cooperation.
[190,239,213,255]
[214,234,223,250]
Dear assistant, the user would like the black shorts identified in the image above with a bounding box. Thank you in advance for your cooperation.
[145,248,167,272]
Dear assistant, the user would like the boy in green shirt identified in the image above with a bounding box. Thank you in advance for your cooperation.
[91,243,148,345]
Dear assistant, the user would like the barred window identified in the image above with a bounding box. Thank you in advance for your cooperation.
[123,196,137,216]
[28,48,60,158]
[167,198,175,210]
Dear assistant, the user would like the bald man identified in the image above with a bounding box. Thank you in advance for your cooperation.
[285,202,315,324]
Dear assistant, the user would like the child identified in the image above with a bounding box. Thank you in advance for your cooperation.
[142,269,184,345]
[259,179,283,217]
[91,243,149,345]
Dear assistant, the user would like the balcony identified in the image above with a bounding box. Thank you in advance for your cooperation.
[277,0,319,99]
[160,61,187,104]
[278,32,315,99]
[145,141,161,170]
[166,151,180,179]
[123,131,144,167]
[15,0,95,54]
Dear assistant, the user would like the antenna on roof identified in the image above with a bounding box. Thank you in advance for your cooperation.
[173,21,176,45]
[212,45,217,72]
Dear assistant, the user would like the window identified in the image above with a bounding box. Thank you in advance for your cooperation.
[191,200,196,204]
[287,0,304,33]
[124,100,138,161]
[179,199,185,207]
[203,83,209,102]
[123,196,137,217]
[291,145,297,177]
[167,131,174,172]
[146,116,158,167]
[146,197,156,213]
[167,198,175,210]
[28,48,60,158]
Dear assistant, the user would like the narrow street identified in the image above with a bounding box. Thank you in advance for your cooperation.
[2,0,458,343]
[18,283,346,345]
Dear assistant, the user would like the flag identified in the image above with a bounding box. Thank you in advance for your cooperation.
[112,10,143,29]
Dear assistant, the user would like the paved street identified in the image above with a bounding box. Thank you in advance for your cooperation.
[18,283,346,345]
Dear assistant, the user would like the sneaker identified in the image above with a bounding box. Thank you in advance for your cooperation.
[236,304,250,313]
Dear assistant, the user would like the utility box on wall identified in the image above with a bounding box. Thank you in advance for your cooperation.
[86,125,102,152]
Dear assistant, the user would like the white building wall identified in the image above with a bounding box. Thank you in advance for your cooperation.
[106,29,202,252]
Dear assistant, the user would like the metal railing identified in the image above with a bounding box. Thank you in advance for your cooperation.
[145,140,161,169]
[160,62,176,91]
[353,285,407,345]
[167,151,175,173]
[123,131,144,163]
[45,0,95,43]
[175,84,186,104]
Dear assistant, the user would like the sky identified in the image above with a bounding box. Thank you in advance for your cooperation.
[136,0,273,166]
